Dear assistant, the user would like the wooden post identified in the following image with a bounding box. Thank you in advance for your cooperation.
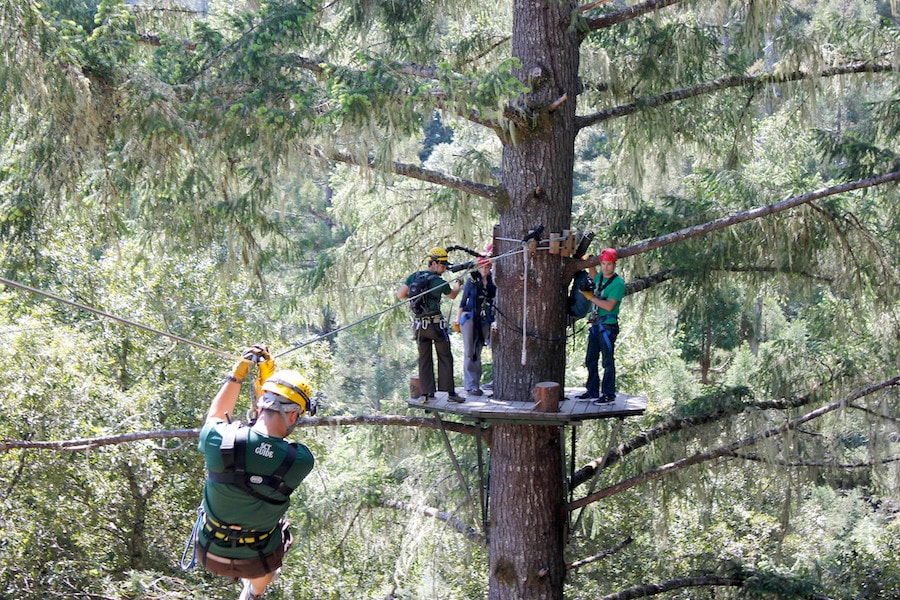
[409,376,422,400]
[533,382,561,413]
[549,232,561,254]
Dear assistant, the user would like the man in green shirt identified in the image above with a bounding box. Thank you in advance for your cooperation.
[579,248,626,403]
[197,345,316,600]
[397,247,463,402]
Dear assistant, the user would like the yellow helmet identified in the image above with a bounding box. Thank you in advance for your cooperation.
[260,369,316,415]
[427,247,449,264]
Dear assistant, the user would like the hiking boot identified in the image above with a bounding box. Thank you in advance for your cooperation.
[467,389,484,396]
[239,579,263,600]
[420,393,434,403]
[593,394,616,405]
[577,392,599,400]
[447,393,466,403]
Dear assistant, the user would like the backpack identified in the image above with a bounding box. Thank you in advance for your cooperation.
[408,271,439,317]
[567,270,594,320]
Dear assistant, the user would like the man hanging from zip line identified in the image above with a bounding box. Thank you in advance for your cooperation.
[397,247,464,403]
[578,248,626,404]
[196,344,316,600]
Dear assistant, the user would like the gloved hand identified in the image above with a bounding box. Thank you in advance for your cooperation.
[230,344,272,382]
[255,346,275,383]
[580,289,594,300]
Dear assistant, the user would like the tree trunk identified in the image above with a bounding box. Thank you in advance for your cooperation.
[489,424,566,599]
[489,0,580,598]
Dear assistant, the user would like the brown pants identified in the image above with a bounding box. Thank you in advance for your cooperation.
[197,521,293,579]
[415,322,454,394]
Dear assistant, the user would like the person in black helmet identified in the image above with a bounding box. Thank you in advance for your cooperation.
[195,345,316,600]
[398,247,464,402]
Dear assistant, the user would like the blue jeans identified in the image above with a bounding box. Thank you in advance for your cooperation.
[585,321,619,397]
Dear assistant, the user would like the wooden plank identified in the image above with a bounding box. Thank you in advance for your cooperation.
[405,388,647,424]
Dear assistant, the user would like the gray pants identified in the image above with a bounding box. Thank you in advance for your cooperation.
[459,315,487,392]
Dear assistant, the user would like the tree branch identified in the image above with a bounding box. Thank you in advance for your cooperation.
[380,499,486,545]
[569,376,899,510]
[613,172,900,261]
[726,452,900,469]
[0,415,484,453]
[576,62,895,130]
[585,0,686,32]
[596,575,745,600]
[567,536,633,570]
[570,393,815,491]
[305,146,506,204]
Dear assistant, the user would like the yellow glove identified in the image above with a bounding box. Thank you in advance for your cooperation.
[229,344,272,383]
[230,357,250,382]
[258,353,275,383]
[580,289,593,300]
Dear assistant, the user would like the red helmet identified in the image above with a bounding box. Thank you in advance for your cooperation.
[599,248,618,262]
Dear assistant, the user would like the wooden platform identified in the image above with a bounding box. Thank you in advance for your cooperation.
[406,387,647,425]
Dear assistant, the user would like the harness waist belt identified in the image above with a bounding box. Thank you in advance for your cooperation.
[203,514,277,546]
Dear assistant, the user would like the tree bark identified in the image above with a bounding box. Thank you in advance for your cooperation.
[489,424,566,599]
[489,0,580,597]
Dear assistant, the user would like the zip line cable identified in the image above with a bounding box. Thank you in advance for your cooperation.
[0,244,533,363]
[0,277,238,361]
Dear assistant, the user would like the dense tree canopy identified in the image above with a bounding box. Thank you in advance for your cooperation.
[0,0,898,599]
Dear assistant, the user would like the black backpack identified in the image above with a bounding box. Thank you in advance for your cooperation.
[408,271,439,317]
[567,270,594,320]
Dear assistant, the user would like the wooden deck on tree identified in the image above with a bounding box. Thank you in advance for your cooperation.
[405,387,648,425]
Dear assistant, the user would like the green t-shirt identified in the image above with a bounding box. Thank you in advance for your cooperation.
[405,270,452,315]
[198,420,314,558]
[592,273,626,323]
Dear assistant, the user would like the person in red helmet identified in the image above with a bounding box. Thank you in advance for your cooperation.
[578,248,626,403]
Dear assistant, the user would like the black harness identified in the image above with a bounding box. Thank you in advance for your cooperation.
[207,422,298,505]
[197,423,299,571]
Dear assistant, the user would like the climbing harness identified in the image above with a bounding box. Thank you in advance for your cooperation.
[206,422,299,505]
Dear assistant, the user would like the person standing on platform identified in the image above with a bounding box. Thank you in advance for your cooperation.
[454,254,496,396]
[398,247,463,402]
[578,248,626,404]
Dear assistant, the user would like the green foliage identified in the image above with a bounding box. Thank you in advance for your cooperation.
[0,0,897,599]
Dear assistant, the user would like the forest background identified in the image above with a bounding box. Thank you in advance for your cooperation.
[0,0,898,599]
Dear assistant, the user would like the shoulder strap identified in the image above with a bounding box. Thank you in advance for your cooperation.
[208,424,295,505]
[596,273,619,295]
